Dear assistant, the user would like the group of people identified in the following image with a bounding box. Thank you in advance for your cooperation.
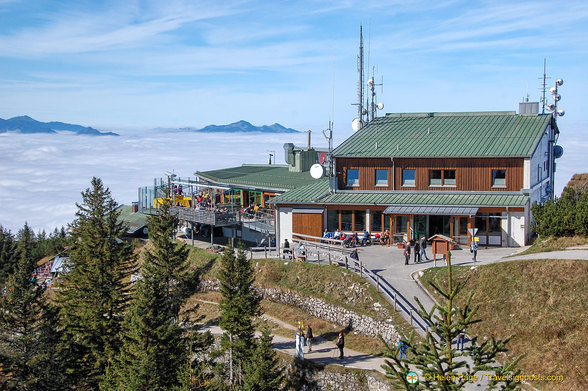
[322,229,372,247]
[294,325,346,360]
[403,236,430,265]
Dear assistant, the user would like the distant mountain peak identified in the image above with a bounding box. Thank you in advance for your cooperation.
[196,120,300,134]
[0,115,119,136]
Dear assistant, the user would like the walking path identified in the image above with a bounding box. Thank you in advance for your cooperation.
[190,240,588,388]
[195,299,389,373]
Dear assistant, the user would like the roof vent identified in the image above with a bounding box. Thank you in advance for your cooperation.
[519,101,539,114]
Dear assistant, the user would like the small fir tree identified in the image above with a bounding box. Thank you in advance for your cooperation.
[242,326,285,391]
[103,200,209,391]
[56,177,136,389]
[0,223,64,390]
[381,251,524,390]
[0,225,18,286]
[216,240,261,389]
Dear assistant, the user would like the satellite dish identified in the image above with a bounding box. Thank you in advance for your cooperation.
[352,118,362,131]
[549,87,557,95]
[377,102,384,110]
[310,164,324,179]
[557,109,565,117]
[556,78,564,86]
[320,152,326,164]
[554,145,564,159]
[367,78,374,86]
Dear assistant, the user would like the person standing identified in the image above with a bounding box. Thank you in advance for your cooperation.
[420,236,430,261]
[414,239,421,263]
[283,238,291,259]
[336,332,345,359]
[471,238,479,261]
[295,328,305,360]
[456,331,465,351]
[306,325,314,352]
[403,241,411,265]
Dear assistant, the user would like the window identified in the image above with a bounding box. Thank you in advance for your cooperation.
[429,170,442,186]
[429,169,456,186]
[402,169,415,186]
[341,210,352,231]
[492,170,506,187]
[327,210,339,231]
[353,210,365,231]
[375,169,388,186]
[395,216,408,233]
[347,169,359,187]
[475,213,487,236]
[444,170,456,186]
[372,211,383,232]
[489,213,502,235]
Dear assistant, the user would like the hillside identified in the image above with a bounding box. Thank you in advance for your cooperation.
[0,115,119,136]
[419,259,588,391]
[179,120,300,133]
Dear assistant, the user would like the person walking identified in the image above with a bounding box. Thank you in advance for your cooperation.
[306,325,314,352]
[456,331,465,351]
[471,238,479,261]
[414,239,421,263]
[398,341,408,361]
[336,332,345,359]
[403,241,411,265]
[420,236,430,261]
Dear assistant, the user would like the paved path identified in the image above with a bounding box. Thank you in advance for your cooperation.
[195,299,389,373]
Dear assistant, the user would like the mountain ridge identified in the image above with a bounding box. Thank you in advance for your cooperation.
[179,120,300,133]
[0,115,119,136]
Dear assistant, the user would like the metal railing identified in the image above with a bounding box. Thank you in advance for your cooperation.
[290,232,432,337]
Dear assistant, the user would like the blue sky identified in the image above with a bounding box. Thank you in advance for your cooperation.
[1,1,586,165]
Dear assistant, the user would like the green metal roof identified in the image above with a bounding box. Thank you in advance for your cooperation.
[195,164,316,191]
[117,205,149,234]
[270,180,528,207]
[333,112,553,158]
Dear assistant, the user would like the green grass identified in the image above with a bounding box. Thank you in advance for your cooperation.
[419,259,588,391]
[185,246,417,344]
[513,235,588,256]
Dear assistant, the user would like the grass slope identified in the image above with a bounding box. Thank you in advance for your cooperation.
[183,247,416,354]
[420,259,588,391]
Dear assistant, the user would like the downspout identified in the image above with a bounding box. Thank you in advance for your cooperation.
[506,206,511,247]
[391,157,395,191]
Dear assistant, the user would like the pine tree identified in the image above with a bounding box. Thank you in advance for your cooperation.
[242,326,284,391]
[0,225,18,286]
[217,240,261,389]
[56,177,136,389]
[0,223,64,390]
[102,200,201,390]
[381,251,524,390]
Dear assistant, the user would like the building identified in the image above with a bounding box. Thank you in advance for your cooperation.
[271,109,561,248]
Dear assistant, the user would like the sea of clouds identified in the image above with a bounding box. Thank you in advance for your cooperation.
[0,129,313,234]
[0,125,585,235]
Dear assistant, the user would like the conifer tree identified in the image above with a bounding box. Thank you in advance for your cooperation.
[0,223,64,390]
[56,177,136,389]
[217,240,261,389]
[0,225,18,285]
[102,200,203,390]
[381,251,524,390]
[242,326,284,391]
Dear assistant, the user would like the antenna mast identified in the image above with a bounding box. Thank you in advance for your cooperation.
[357,25,364,124]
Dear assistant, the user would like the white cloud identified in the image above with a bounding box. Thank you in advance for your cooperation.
[0,130,315,233]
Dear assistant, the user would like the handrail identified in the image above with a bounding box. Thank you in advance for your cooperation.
[289,232,432,338]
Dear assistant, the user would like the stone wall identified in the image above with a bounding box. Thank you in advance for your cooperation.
[200,279,400,343]
[283,361,392,391]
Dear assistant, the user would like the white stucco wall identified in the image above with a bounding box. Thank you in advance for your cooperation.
[278,207,293,244]
[510,211,526,246]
